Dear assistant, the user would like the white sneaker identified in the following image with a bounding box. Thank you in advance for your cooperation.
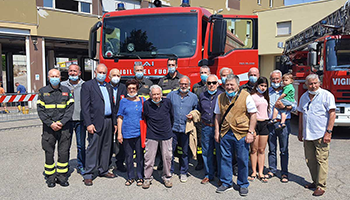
[180,174,187,183]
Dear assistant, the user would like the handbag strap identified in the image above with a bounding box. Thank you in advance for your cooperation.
[219,89,242,130]
[140,97,144,119]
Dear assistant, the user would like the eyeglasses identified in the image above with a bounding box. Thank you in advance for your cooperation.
[207,81,218,85]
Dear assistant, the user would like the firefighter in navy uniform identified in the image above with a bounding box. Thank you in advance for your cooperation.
[37,69,74,188]
[158,57,184,96]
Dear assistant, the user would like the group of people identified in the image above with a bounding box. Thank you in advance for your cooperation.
[0,81,27,114]
[37,57,335,197]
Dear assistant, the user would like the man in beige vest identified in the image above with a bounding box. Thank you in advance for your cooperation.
[214,74,257,196]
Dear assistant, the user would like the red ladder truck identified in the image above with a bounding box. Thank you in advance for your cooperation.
[88,0,258,87]
[280,1,350,126]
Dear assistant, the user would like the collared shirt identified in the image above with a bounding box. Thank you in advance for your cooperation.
[192,81,207,98]
[143,98,174,140]
[61,79,84,121]
[167,90,198,133]
[198,90,223,124]
[112,84,118,105]
[214,93,257,114]
[297,88,336,140]
[98,81,112,116]
[268,87,297,119]
[17,84,26,93]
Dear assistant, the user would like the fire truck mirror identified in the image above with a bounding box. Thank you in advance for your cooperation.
[89,21,102,59]
[211,19,227,58]
[307,51,317,67]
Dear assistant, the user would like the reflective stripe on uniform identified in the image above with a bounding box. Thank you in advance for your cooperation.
[37,100,45,106]
[66,98,74,105]
[45,163,55,169]
[37,100,74,109]
[57,162,68,167]
[197,147,202,154]
[56,168,68,173]
[162,89,172,94]
[45,169,56,175]
[139,95,150,99]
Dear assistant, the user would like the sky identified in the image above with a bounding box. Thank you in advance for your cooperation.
[284,0,321,6]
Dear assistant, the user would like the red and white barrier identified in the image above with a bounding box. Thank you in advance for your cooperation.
[0,94,38,103]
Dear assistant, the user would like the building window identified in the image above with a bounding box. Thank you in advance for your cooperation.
[43,0,54,8]
[276,21,291,36]
[80,2,91,13]
[56,0,78,12]
[228,0,240,10]
[269,0,273,7]
[257,0,261,5]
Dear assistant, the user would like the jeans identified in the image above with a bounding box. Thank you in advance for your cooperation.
[201,124,220,180]
[69,121,86,169]
[220,130,249,188]
[268,119,290,176]
[171,131,189,175]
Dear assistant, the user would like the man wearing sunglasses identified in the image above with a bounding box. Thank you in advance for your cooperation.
[198,75,223,184]
[297,74,335,197]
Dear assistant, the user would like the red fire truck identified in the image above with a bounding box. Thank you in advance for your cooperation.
[281,2,350,126]
[88,1,258,87]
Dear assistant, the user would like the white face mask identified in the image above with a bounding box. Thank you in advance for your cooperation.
[127,93,137,98]
[111,76,120,84]
[308,89,320,95]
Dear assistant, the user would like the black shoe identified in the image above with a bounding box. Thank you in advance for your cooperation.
[117,164,127,172]
[216,185,233,193]
[47,181,56,188]
[57,180,69,187]
[239,187,249,196]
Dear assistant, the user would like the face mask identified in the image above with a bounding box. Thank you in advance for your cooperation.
[208,89,217,95]
[271,82,280,89]
[200,74,208,82]
[168,67,176,74]
[96,73,106,83]
[50,77,60,87]
[127,93,137,98]
[111,77,120,84]
[151,98,162,104]
[179,88,189,94]
[257,87,265,94]
[249,76,258,83]
[69,76,79,82]
[226,91,236,97]
[221,77,227,85]
[308,89,320,95]
[135,72,144,79]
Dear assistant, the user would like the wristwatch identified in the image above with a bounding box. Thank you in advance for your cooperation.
[248,131,254,135]
[326,129,332,134]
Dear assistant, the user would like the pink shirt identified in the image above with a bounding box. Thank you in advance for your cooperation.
[252,93,269,120]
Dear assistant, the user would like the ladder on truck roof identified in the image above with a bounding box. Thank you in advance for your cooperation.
[284,0,350,54]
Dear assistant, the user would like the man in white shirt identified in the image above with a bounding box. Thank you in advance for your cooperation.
[297,74,336,197]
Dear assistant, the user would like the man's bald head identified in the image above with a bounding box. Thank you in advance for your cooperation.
[109,68,121,79]
[95,64,108,74]
[248,67,260,78]
[48,69,61,78]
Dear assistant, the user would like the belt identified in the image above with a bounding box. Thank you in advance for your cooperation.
[105,115,112,119]
[202,121,215,127]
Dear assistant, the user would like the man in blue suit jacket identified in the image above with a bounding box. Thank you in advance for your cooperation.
[81,64,117,186]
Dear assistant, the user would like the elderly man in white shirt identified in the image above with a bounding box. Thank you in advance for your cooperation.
[297,74,336,197]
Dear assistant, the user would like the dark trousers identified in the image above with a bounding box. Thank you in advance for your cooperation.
[69,121,86,169]
[42,123,72,183]
[171,131,189,175]
[123,136,144,180]
[83,118,113,180]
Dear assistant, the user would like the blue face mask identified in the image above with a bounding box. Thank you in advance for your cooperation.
[69,75,79,82]
[168,67,176,74]
[200,74,208,82]
[151,98,162,104]
[221,77,227,85]
[179,88,189,94]
[257,87,265,94]
[271,82,280,89]
[96,73,106,83]
[226,91,236,97]
[208,89,217,95]
[50,77,60,87]
[249,76,258,83]
[135,72,144,79]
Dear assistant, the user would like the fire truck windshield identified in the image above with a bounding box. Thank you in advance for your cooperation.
[326,38,350,71]
[102,13,198,59]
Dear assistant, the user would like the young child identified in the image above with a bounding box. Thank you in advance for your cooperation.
[270,73,295,130]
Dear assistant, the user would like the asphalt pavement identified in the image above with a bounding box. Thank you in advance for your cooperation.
[0,116,349,200]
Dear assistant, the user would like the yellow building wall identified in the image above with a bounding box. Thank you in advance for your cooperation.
[0,0,37,25]
[36,8,100,40]
[260,54,276,79]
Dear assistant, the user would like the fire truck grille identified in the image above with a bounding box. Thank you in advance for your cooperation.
[336,90,350,101]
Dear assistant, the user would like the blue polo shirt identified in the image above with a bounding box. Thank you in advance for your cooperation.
[143,98,174,140]
[167,90,198,133]
[17,84,26,93]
